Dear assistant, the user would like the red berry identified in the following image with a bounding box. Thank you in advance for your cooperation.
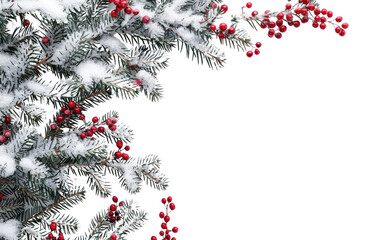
[275,32,282,39]
[133,9,139,15]
[80,133,86,139]
[294,21,301,28]
[172,227,178,233]
[98,126,105,133]
[301,16,309,23]
[312,22,319,28]
[124,145,130,151]
[115,151,122,159]
[335,16,343,22]
[161,198,167,204]
[164,215,170,222]
[268,29,275,36]
[209,24,216,31]
[142,15,150,24]
[119,201,123,206]
[122,153,129,160]
[335,27,342,33]
[119,0,128,8]
[219,23,227,31]
[166,230,170,234]
[61,105,67,111]
[320,23,326,29]
[3,116,11,124]
[314,8,321,15]
[285,3,291,9]
[246,51,253,58]
[116,141,123,149]
[109,211,114,216]
[301,8,308,15]
[111,10,118,17]
[110,204,117,211]
[308,4,315,11]
[79,115,85,120]
[160,231,164,236]
[321,8,327,15]
[48,233,54,238]
[260,22,267,29]
[171,238,176,240]
[251,11,258,17]
[92,117,99,123]
[339,29,346,36]
[286,13,293,21]
[106,119,113,125]
[113,0,120,5]
[227,27,235,35]
[68,101,76,109]
[125,7,132,14]
[0,135,6,143]
[220,4,228,13]
[110,217,116,222]
[314,15,321,22]
[279,25,287,33]
[169,203,175,210]
[42,36,49,44]
[111,235,117,240]
[22,19,30,26]
[109,124,117,131]
[294,8,301,14]
[73,107,81,114]
[4,130,11,138]
[50,124,57,130]
[246,2,252,8]
[303,0,310,4]
[50,222,57,231]
[255,42,262,48]
[64,110,71,116]
[167,196,172,202]
[159,212,165,218]
[327,11,333,18]
[217,32,225,39]
[210,3,217,8]
[268,21,276,29]
[254,49,260,55]
[91,126,97,132]
[161,223,167,229]
[276,20,283,27]
[277,12,284,20]
[86,130,93,137]
[342,23,349,29]
[112,196,118,202]
[151,237,157,240]
[56,116,64,123]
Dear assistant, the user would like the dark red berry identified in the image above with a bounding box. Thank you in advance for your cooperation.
[164,215,170,222]
[112,196,118,203]
[80,133,86,139]
[110,204,117,211]
[220,4,228,13]
[79,115,85,120]
[255,42,262,48]
[246,51,253,58]
[122,153,129,160]
[159,212,165,218]
[161,198,167,204]
[142,15,150,24]
[342,23,349,29]
[172,227,178,233]
[68,101,75,109]
[50,222,57,231]
[115,151,122,159]
[169,203,175,210]
[56,116,64,123]
[124,145,130,151]
[98,126,105,133]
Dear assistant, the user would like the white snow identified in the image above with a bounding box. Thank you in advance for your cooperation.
[0,92,15,109]
[19,157,47,177]
[100,35,127,53]
[50,32,84,65]
[0,146,16,178]
[75,60,112,87]
[136,70,156,93]
[0,219,21,240]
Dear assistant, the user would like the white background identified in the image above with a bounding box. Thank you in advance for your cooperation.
[74,0,371,239]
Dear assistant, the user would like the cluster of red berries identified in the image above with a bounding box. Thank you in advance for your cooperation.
[244,0,348,41]
[210,2,229,13]
[210,22,236,40]
[107,196,124,226]
[114,140,130,160]
[22,19,30,26]
[151,196,178,240]
[246,41,262,58]
[109,0,150,24]
[44,222,64,240]
[0,116,12,143]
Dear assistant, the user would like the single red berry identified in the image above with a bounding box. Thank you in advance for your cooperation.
[327,11,333,18]
[320,23,326,29]
[109,211,114,216]
[119,0,128,8]
[308,4,315,11]
[339,29,346,36]
[110,204,117,211]
[303,0,310,4]
[113,0,120,5]
[0,135,6,143]
[172,227,178,233]
[109,124,117,131]
[301,8,308,15]
[142,15,150,24]
[106,119,113,125]
[294,8,301,14]
[335,16,343,22]
[217,32,225,39]
[285,3,291,9]
[167,196,172,202]
[275,32,282,39]
[171,238,176,240]
[151,237,157,240]
[220,4,228,13]
[68,101,76,109]
[246,51,253,58]
[164,215,170,222]
[159,212,165,218]
[160,231,164,236]
[314,15,321,22]
[227,27,235,34]
[3,116,10,124]
[255,42,262,48]
[124,145,130,151]
[119,201,124,206]
[276,20,283,27]
[115,151,122,159]
[122,153,129,160]
[22,19,30,26]
[335,27,342,33]
[251,11,258,17]
[277,12,284,20]
[133,9,139,15]
[73,107,81,114]
[161,223,167,229]
[166,230,170,234]
[50,124,58,130]
[169,203,175,210]
[268,29,275,35]
[260,22,267,29]
[62,106,68,112]
[286,13,293,21]
[219,23,227,31]
[301,16,309,23]
[161,198,167,204]
[110,217,116,222]
[91,126,97,132]
[254,49,260,55]
[294,21,301,28]
[79,115,85,120]
[80,133,86,139]
[50,222,57,231]
[42,36,49,44]
[210,3,217,8]
[209,24,216,31]
[98,126,105,133]
[321,8,327,15]
[279,25,287,33]
[246,2,252,8]
[312,21,319,28]
[92,117,99,123]
[58,235,64,240]
[314,8,321,15]
[116,141,123,149]
[342,23,349,29]
[64,110,71,116]
[4,130,11,138]
[111,235,118,240]
[268,21,276,29]
[111,10,118,17]
[48,233,54,238]
[117,216,121,221]
[125,7,132,14]
[56,116,64,123]
[86,130,93,137]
